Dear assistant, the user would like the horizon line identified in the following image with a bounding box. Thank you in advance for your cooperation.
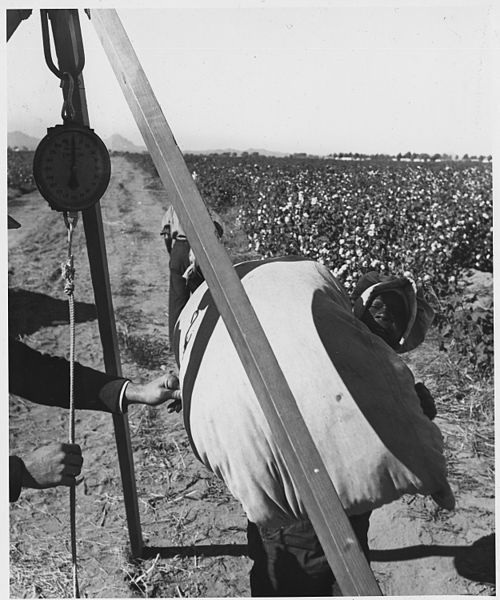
[7,130,491,159]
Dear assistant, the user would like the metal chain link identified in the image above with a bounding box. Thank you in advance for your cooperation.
[60,72,76,122]
[40,9,85,123]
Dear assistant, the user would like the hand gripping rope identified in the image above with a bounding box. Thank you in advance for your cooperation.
[62,211,80,598]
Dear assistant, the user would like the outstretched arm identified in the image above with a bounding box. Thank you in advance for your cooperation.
[9,338,181,414]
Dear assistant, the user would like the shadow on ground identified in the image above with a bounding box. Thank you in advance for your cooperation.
[371,532,495,584]
[9,288,97,336]
[142,544,248,559]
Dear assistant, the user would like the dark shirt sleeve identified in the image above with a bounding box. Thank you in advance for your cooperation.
[10,456,24,502]
[9,338,128,414]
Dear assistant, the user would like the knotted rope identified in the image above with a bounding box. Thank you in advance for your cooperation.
[62,211,80,598]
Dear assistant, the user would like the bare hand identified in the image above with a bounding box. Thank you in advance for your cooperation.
[125,373,182,408]
[167,397,182,413]
[21,442,83,489]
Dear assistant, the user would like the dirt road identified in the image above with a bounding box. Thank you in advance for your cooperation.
[8,155,494,597]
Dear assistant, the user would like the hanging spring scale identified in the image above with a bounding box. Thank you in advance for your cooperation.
[32,73,112,214]
[33,14,111,214]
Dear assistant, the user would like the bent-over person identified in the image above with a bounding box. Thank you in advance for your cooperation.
[172,256,454,597]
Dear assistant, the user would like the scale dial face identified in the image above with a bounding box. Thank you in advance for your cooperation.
[33,124,111,211]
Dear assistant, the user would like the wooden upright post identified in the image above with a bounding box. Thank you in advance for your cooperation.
[89,9,382,596]
[46,9,143,558]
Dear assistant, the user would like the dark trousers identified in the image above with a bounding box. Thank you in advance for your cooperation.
[247,512,371,597]
[168,240,204,342]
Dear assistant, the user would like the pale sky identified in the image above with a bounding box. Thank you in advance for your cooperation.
[5,2,499,156]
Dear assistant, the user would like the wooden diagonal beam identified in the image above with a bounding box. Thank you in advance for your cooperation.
[89,8,382,596]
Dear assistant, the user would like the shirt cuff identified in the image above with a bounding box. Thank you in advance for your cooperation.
[119,380,131,414]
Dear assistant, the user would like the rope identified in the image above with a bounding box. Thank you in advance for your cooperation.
[62,211,80,598]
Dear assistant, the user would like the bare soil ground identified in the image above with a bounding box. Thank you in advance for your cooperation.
[8,155,495,597]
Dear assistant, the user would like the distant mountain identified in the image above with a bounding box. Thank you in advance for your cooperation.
[8,131,40,150]
[246,147,288,157]
[7,131,147,153]
[185,147,288,157]
[7,130,288,157]
[105,134,146,153]
[184,147,239,155]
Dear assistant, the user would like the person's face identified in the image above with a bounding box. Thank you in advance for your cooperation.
[362,291,407,348]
